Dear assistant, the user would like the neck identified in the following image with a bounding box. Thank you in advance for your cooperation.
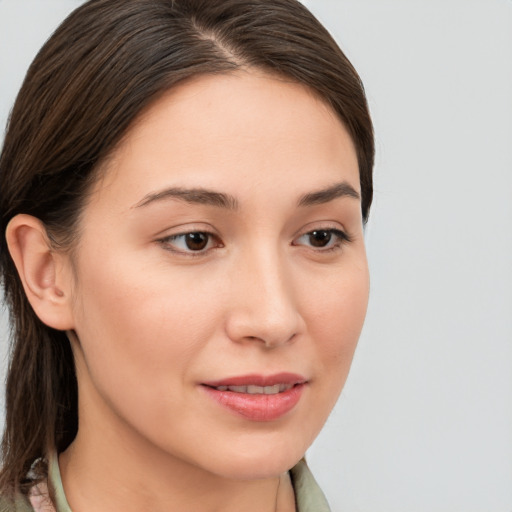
[59,417,295,512]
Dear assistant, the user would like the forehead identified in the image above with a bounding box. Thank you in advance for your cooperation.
[88,70,360,212]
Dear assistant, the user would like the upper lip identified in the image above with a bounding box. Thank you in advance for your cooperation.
[202,372,307,388]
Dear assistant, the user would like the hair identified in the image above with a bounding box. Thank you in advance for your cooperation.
[0,0,374,497]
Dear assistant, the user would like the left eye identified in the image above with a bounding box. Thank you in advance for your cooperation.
[160,232,220,253]
[294,229,349,250]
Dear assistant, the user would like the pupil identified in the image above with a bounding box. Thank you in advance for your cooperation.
[310,230,331,247]
[185,233,208,251]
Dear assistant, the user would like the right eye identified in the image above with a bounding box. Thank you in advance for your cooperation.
[158,231,222,255]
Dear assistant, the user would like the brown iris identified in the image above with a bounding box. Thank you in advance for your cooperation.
[184,232,209,251]
[308,230,332,247]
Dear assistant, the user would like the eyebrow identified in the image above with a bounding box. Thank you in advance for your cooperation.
[133,180,360,211]
[133,187,239,210]
[297,181,360,207]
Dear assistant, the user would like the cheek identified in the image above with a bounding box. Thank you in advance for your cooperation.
[302,260,369,391]
[309,260,368,334]
[70,248,224,395]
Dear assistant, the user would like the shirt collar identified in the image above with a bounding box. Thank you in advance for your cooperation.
[47,452,72,512]
[289,459,331,512]
[47,453,331,512]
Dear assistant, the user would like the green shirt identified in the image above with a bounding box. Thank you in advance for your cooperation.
[1,453,331,512]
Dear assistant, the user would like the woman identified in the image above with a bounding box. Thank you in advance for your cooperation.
[0,0,374,510]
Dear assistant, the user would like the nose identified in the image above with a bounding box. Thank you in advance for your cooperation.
[224,247,305,348]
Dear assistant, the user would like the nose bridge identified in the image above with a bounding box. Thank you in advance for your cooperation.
[226,242,303,347]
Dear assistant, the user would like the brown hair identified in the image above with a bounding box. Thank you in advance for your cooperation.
[0,0,374,496]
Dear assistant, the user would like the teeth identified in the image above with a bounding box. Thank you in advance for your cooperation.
[247,385,264,394]
[214,384,294,395]
[264,384,281,395]
[229,385,248,393]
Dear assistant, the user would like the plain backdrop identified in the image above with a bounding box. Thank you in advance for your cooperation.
[1,1,511,511]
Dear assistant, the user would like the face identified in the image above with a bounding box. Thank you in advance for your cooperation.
[65,71,369,479]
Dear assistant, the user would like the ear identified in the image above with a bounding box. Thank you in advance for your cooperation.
[6,214,75,331]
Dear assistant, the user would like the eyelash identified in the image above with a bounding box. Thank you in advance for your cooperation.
[157,227,352,256]
[158,231,223,256]
[292,228,352,253]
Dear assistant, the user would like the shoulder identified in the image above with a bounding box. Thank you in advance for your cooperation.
[0,482,55,512]
[0,493,34,512]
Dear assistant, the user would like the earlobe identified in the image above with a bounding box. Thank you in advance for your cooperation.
[6,214,75,331]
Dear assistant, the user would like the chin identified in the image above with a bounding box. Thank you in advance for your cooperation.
[206,454,303,481]
[190,430,315,480]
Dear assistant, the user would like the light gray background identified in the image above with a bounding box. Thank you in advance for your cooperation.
[1,1,511,511]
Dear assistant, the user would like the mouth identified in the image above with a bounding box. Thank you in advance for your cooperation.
[207,383,296,394]
[200,373,307,422]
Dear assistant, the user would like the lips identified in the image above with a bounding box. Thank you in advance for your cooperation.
[201,373,307,422]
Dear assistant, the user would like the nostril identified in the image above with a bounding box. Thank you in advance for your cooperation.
[224,276,304,347]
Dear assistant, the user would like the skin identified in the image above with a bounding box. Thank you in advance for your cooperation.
[8,70,369,512]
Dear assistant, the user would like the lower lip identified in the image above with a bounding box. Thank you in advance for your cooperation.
[201,384,305,422]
